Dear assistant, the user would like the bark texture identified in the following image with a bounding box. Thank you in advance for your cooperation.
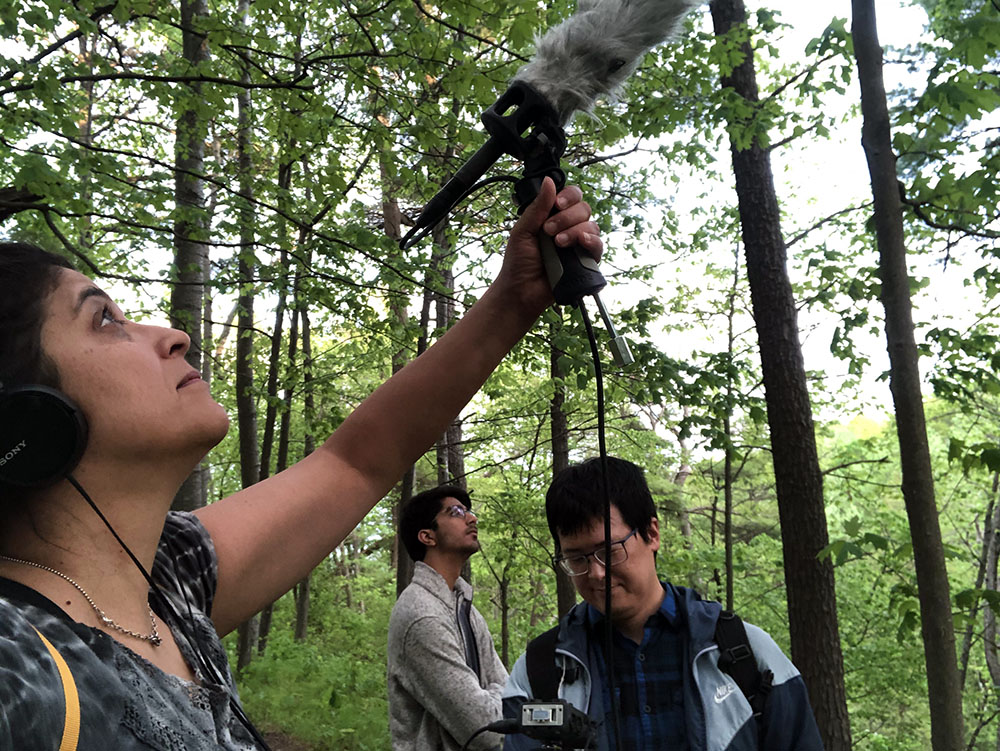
[710,1,852,747]
[852,2,965,747]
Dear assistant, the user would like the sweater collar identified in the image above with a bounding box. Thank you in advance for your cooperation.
[412,560,473,604]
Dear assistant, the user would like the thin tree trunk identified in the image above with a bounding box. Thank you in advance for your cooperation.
[723,249,738,611]
[709,2,851,747]
[192,238,214,503]
[852,3,964,747]
[170,0,211,512]
[234,4,260,669]
[499,561,511,668]
[77,35,94,251]
[380,148,417,597]
[254,252,287,656]
[293,303,316,641]
[983,497,1000,751]
[431,218,461,486]
[959,474,997,687]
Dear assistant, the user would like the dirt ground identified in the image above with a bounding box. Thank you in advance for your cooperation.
[262,730,318,751]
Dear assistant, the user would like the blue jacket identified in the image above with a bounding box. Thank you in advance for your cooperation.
[501,584,823,750]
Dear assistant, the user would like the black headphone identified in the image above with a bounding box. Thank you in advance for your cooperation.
[0,384,88,488]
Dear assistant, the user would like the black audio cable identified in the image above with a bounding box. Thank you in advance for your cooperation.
[65,474,273,751]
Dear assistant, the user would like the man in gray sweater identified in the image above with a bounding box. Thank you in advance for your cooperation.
[388,485,508,751]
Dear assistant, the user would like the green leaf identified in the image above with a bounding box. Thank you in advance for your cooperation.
[844,516,863,537]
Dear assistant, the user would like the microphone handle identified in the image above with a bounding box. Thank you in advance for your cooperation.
[539,228,606,306]
[518,172,606,306]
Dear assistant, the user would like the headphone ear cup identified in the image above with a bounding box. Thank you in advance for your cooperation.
[0,385,88,488]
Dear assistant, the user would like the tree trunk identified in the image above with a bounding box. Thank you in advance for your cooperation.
[254,250,287,656]
[170,0,211,512]
[293,303,316,641]
[851,3,964,747]
[959,474,997,687]
[234,6,261,670]
[499,562,511,668]
[709,1,851,747]
[983,495,1000,751]
[381,151,417,598]
[550,319,577,616]
[430,219,464,488]
[77,35,95,251]
[723,250,738,611]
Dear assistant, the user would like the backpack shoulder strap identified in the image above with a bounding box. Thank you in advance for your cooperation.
[31,625,80,751]
[525,624,563,701]
[714,610,773,720]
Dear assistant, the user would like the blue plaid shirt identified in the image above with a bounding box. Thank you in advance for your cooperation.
[589,585,688,750]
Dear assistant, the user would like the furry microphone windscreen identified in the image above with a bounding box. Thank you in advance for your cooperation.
[512,0,700,125]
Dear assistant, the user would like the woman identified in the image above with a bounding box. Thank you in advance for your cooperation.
[0,178,601,749]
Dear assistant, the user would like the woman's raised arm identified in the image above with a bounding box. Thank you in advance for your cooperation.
[196,178,602,635]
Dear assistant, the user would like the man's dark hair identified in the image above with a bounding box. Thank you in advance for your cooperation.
[400,484,472,562]
[545,457,657,553]
[0,241,74,391]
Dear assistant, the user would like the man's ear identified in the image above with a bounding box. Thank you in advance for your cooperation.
[418,529,436,547]
[646,517,660,553]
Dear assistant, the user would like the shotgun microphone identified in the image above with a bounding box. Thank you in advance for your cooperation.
[407,0,699,362]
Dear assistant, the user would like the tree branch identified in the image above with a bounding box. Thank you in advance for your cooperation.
[902,192,1000,240]
[786,202,871,249]
[0,3,117,83]
[821,457,890,476]
[410,0,526,61]
[1,71,313,97]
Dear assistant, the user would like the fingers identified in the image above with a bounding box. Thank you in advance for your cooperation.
[544,189,601,262]
[554,184,583,210]
[543,200,593,240]
[509,179,602,261]
[511,177,558,238]
[564,222,604,262]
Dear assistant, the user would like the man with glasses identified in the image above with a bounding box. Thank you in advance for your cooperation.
[388,485,508,751]
[501,457,822,750]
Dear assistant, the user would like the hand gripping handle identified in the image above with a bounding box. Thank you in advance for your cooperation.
[538,228,606,306]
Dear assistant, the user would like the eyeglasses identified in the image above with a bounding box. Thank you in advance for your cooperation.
[441,504,472,519]
[553,529,637,577]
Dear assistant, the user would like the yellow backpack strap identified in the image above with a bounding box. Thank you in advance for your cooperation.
[30,625,80,751]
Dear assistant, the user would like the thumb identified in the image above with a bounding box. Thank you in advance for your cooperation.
[512,177,557,238]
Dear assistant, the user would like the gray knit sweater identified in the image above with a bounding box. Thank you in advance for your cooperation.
[387,561,508,751]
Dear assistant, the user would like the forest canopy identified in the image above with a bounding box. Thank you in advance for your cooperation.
[2,0,999,748]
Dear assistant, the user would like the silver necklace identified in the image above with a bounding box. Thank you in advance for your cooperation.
[0,554,161,647]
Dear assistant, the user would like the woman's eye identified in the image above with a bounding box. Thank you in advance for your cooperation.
[100,305,125,327]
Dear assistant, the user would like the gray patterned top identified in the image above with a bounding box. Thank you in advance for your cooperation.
[0,511,262,749]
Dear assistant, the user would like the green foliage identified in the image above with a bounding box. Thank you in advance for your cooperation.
[231,559,396,750]
[5,0,1000,747]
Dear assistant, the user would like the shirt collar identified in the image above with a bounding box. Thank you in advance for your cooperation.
[585,581,678,630]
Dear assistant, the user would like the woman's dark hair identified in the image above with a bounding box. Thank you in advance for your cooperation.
[545,457,657,552]
[0,241,74,391]
[399,484,472,562]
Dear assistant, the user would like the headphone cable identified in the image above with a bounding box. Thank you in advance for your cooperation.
[65,473,273,750]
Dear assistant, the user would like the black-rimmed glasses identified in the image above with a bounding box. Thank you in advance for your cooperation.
[553,529,637,576]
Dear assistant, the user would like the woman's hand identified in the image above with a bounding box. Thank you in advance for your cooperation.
[493,177,604,317]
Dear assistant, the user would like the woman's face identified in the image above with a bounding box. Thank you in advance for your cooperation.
[38,268,230,467]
